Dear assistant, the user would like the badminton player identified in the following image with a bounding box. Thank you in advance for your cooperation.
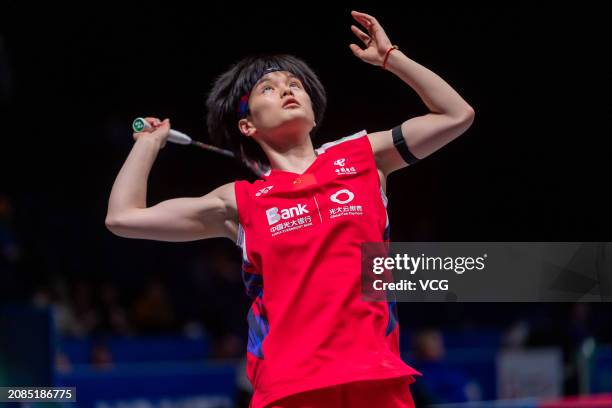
[106,10,474,408]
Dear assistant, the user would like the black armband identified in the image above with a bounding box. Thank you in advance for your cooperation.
[392,125,420,165]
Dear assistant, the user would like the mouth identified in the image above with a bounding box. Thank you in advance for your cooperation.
[282,99,301,108]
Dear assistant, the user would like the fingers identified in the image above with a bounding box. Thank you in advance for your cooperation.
[351,10,383,38]
[351,10,375,29]
[351,25,371,47]
[351,16,370,32]
[144,117,162,127]
[140,117,169,136]
[349,43,366,59]
[351,10,376,24]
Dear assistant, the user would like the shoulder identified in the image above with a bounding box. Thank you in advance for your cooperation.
[211,181,236,204]
[315,129,368,154]
[208,181,238,221]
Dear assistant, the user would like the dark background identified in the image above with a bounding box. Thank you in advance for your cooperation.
[0,1,610,350]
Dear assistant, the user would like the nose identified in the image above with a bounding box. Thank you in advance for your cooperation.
[281,84,294,98]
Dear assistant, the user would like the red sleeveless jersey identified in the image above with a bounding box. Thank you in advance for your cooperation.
[234,131,421,407]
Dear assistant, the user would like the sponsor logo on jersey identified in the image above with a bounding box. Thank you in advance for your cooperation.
[330,189,354,204]
[328,188,363,219]
[255,185,274,197]
[266,204,309,225]
[334,158,357,175]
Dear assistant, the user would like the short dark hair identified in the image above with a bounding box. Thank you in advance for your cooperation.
[206,54,327,171]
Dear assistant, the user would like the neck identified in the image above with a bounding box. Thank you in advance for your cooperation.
[259,131,317,174]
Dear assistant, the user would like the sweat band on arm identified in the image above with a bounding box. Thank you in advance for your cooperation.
[392,125,420,165]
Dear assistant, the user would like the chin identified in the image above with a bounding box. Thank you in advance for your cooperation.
[270,118,312,135]
[278,112,310,124]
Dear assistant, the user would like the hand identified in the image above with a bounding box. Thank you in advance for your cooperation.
[133,117,171,149]
[349,10,394,67]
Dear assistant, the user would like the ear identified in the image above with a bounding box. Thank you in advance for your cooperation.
[238,118,256,138]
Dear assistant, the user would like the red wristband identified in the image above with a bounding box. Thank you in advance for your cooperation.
[382,45,399,70]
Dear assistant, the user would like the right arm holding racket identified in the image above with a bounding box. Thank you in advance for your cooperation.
[105,117,239,242]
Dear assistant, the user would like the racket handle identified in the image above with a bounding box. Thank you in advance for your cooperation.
[132,117,193,145]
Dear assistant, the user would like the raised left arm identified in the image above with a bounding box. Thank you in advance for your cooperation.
[349,10,475,177]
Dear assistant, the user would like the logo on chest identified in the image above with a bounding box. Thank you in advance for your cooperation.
[266,204,309,225]
[266,203,314,237]
[328,188,363,219]
[255,185,274,196]
[333,157,357,175]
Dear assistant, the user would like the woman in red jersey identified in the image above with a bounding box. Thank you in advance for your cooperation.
[106,10,474,408]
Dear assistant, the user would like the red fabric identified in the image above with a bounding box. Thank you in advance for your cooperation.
[235,132,421,408]
[262,377,416,408]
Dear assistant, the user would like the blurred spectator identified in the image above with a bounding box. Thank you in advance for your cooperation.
[72,279,99,334]
[30,278,87,337]
[190,249,249,358]
[502,320,530,350]
[130,277,176,333]
[410,329,473,406]
[564,303,595,396]
[95,281,133,335]
[55,350,72,373]
[527,303,596,395]
[214,333,244,360]
[567,303,593,347]
[90,341,114,371]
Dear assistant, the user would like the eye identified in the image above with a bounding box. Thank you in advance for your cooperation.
[290,82,301,88]
[262,85,274,93]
